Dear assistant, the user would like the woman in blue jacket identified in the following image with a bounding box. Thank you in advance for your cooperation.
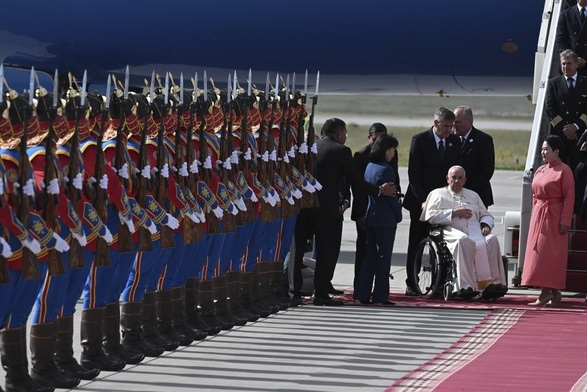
[354,134,402,305]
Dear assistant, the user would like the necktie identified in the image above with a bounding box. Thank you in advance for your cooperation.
[438,140,445,161]
[568,77,575,92]
[581,8,586,23]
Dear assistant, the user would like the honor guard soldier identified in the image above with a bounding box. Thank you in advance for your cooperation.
[0,78,69,392]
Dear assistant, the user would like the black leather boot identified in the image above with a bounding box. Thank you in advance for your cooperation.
[54,315,100,380]
[240,271,270,318]
[171,285,207,341]
[120,301,164,357]
[80,308,126,371]
[199,280,233,331]
[103,301,145,364]
[213,276,246,326]
[252,263,279,314]
[141,292,178,352]
[30,322,80,389]
[226,271,257,322]
[269,261,291,310]
[185,277,220,336]
[2,327,54,392]
[157,289,193,346]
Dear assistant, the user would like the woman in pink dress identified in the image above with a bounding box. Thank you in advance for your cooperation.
[522,135,575,306]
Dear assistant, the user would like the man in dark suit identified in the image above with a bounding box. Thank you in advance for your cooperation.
[546,49,587,172]
[351,123,399,289]
[403,107,461,294]
[556,0,587,75]
[292,118,396,306]
[453,106,495,208]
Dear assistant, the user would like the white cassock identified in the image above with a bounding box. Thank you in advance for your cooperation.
[420,187,505,291]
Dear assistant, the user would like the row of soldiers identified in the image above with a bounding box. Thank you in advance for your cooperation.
[0,67,321,392]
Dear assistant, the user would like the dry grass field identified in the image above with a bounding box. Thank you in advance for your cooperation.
[311,95,535,170]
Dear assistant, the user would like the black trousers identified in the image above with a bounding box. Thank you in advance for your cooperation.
[293,209,343,297]
[354,222,366,289]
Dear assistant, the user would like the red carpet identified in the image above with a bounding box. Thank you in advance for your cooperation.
[336,290,587,313]
[388,309,587,391]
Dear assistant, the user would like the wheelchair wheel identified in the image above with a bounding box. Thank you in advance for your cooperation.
[411,238,444,299]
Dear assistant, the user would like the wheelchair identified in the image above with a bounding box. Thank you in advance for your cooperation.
[408,225,458,301]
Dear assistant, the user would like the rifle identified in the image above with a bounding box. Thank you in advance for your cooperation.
[277,76,294,219]
[154,73,175,248]
[19,69,40,279]
[306,72,320,208]
[219,74,237,233]
[174,74,198,244]
[237,77,256,223]
[196,73,220,235]
[133,75,155,252]
[64,72,86,268]
[0,65,7,283]
[40,71,65,275]
[295,72,312,210]
[91,75,113,265]
[112,69,135,253]
[257,74,277,223]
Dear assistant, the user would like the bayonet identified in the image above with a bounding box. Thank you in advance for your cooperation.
[179,73,184,105]
[247,68,252,97]
[233,70,237,100]
[28,67,35,106]
[204,70,208,101]
[52,69,59,108]
[286,74,290,101]
[265,73,270,101]
[315,71,320,96]
[164,72,169,105]
[80,70,87,107]
[274,73,279,101]
[105,74,111,110]
[193,72,198,98]
[292,73,296,97]
[123,65,130,101]
[304,69,308,96]
[149,71,155,104]
[227,74,232,104]
[0,64,3,104]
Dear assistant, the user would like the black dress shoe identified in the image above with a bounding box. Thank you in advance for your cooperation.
[405,287,419,296]
[358,300,371,304]
[313,296,344,306]
[375,301,395,306]
[289,295,304,307]
[328,288,344,295]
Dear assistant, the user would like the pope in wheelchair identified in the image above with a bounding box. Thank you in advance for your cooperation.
[417,166,507,300]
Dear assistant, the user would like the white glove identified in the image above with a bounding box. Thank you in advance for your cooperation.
[179,162,189,177]
[101,225,114,243]
[145,221,157,234]
[203,156,212,169]
[195,208,206,223]
[230,150,239,164]
[235,197,247,211]
[311,142,318,154]
[186,211,200,223]
[72,231,87,247]
[287,195,295,205]
[269,150,277,161]
[288,146,296,158]
[52,232,70,253]
[22,237,42,254]
[0,237,12,258]
[99,174,108,190]
[160,163,169,178]
[0,179,4,196]
[223,158,231,170]
[262,151,269,162]
[141,165,151,179]
[47,178,60,195]
[118,212,136,233]
[23,179,35,197]
[244,148,252,161]
[118,163,129,179]
[250,192,258,202]
[73,173,83,190]
[283,154,290,163]
[212,206,224,219]
[230,203,239,215]
[314,179,323,191]
[299,141,308,154]
[190,159,200,174]
[163,213,179,229]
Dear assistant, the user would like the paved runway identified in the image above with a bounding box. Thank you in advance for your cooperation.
[15,169,542,391]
